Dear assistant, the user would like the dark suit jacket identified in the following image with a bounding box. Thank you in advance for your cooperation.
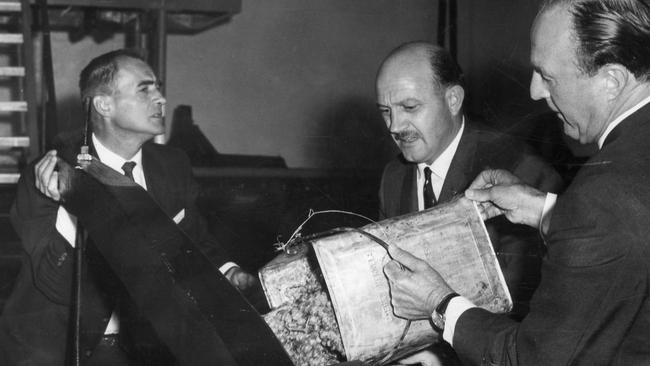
[0,131,233,366]
[379,124,564,318]
[452,104,650,365]
[379,124,562,218]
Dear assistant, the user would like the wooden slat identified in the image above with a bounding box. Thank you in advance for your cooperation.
[0,173,19,184]
[30,0,241,13]
[0,2,20,12]
[0,67,24,77]
[0,136,28,147]
[0,33,22,44]
[0,101,27,112]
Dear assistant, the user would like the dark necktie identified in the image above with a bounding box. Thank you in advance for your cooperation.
[121,161,136,181]
[423,167,437,209]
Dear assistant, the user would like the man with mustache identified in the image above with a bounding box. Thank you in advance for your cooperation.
[0,49,256,366]
[376,42,563,365]
[384,0,650,365]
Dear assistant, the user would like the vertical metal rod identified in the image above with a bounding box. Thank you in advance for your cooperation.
[449,0,457,60]
[71,222,84,366]
[36,0,57,149]
[154,7,167,145]
[70,93,92,366]
[437,0,448,47]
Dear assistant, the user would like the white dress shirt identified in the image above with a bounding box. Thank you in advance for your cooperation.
[443,93,650,345]
[416,120,465,210]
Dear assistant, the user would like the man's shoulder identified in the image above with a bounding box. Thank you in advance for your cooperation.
[465,122,526,149]
[143,140,191,163]
[382,155,413,179]
[50,130,85,164]
[465,122,534,162]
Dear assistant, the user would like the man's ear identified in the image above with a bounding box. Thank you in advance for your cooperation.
[601,64,629,101]
[445,84,465,116]
[92,95,112,117]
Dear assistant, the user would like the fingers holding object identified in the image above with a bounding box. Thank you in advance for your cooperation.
[34,150,61,200]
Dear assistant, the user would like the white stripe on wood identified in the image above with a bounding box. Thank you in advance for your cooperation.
[0,66,24,76]
[0,136,28,147]
[0,2,21,12]
[0,33,23,44]
[0,101,27,111]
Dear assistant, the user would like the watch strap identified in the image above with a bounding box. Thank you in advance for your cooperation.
[436,292,460,316]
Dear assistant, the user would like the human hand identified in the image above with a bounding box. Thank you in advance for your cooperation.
[465,169,546,227]
[383,244,453,320]
[390,350,442,366]
[34,150,61,201]
[225,267,258,291]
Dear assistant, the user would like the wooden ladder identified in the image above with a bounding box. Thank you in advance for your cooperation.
[0,0,38,184]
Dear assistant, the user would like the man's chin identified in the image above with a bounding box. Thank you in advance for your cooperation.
[401,151,426,164]
[562,124,580,141]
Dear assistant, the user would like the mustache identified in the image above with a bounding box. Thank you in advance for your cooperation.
[392,130,420,141]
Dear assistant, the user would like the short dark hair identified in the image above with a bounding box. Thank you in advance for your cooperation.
[78,49,146,100]
[383,41,464,89]
[541,0,650,80]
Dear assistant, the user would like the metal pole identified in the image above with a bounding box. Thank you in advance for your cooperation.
[154,8,166,145]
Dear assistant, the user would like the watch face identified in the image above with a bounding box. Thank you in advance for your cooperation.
[430,312,445,333]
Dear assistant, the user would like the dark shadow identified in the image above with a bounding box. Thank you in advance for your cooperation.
[167,105,287,168]
[191,98,394,272]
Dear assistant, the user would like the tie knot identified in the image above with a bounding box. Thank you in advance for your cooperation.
[121,161,136,180]
[424,166,432,180]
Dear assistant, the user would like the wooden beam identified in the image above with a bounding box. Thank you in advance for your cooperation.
[29,0,241,14]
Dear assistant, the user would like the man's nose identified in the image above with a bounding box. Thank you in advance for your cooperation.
[529,72,549,101]
[153,92,166,105]
[388,111,406,133]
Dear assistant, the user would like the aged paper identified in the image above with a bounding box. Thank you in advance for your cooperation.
[312,196,511,363]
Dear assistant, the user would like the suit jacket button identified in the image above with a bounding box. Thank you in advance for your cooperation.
[56,253,68,266]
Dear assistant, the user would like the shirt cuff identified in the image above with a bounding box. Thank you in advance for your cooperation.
[442,296,476,345]
[219,262,238,275]
[539,193,557,237]
[55,206,77,247]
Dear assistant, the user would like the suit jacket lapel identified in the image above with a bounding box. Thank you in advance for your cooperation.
[399,164,418,215]
[141,144,167,212]
[439,127,478,203]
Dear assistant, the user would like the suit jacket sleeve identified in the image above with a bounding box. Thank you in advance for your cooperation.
[172,151,232,270]
[9,159,76,305]
[452,168,648,365]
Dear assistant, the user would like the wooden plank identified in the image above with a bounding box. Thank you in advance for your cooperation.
[0,136,28,147]
[0,33,22,44]
[0,2,21,12]
[0,102,27,112]
[0,67,24,77]
[0,172,19,184]
[30,0,241,13]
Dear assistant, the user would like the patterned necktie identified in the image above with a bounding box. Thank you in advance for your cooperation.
[121,161,136,181]
[423,167,437,209]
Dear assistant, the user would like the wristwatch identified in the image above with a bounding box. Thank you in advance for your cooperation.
[430,292,460,333]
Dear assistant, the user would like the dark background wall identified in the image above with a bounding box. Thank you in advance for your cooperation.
[51,0,585,170]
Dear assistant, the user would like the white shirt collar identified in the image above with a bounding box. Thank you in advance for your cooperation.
[92,134,146,188]
[598,94,650,149]
[417,118,465,183]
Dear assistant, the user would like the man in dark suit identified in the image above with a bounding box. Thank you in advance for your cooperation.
[376,41,562,366]
[376,41,562,323]
[0,49,256,366]
[384,1,650,365]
